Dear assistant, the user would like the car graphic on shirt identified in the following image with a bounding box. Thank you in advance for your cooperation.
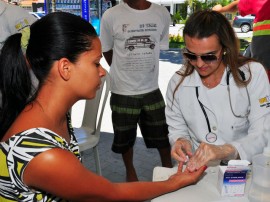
[125,35,155,51]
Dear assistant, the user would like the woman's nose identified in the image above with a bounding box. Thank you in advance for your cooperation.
[99,66,106,77]
[196,56,205,67]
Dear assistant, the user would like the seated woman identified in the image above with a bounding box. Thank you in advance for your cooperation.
[0,12,206,201]
[166,10,270,172]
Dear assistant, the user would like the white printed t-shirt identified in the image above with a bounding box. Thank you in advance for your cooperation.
[100,2,170,95]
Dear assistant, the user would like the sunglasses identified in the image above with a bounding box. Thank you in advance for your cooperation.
[182,50,221,64]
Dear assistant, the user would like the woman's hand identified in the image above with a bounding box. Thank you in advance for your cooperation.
[168,162,207,189]
[186,143,238,172]
[171,138,193,163]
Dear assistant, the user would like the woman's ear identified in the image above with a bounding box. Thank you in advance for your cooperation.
[58,58,72,81]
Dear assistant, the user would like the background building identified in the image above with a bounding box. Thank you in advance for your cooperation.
[149,0,185,14]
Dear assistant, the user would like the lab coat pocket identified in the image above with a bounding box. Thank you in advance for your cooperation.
[232,118,249,139]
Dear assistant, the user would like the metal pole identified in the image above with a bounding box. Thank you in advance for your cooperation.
[51,0,56,12]
[98,0,101,19]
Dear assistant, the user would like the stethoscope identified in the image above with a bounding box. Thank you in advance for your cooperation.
[196,68,251,143]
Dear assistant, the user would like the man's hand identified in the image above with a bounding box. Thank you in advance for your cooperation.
[212,4,223,12]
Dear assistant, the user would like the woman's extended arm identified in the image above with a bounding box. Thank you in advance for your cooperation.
[23,148,206,202]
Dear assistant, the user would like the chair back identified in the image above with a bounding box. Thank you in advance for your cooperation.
[80,70,110,134]
[70,70,110,175]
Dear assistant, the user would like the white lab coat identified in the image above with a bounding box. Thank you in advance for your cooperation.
[166,62,270,162]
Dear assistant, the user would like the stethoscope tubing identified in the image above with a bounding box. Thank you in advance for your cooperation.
[195,68,251,142]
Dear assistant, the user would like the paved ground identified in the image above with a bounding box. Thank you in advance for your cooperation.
[81,132,163,182]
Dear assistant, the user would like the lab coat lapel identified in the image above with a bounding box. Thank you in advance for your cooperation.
[188,71,215,113]
[198,89,213,113]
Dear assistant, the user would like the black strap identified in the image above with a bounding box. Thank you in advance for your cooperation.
[226,69,246,85]
[196,87,211,133]
[238,69,246,81]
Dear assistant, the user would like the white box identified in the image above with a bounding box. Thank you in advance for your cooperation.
[217,160,250,197]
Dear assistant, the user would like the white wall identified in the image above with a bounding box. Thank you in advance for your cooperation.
[148,0,185,3]
[118,0,186,15]
[148,0,185,15]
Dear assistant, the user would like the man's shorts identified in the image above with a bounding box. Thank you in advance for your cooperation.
[110,89,170,153]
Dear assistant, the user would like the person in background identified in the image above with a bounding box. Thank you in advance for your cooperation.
[0,0,37,107]
[100,0,173,182]
[213,0,270,81]
[0,12,206,202]
[166,10,270,172]
[0,0,36,51]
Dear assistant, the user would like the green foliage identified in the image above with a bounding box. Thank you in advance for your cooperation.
[169,0,238,49]
[239,38,251,50]
[169,34,184,43]
[171,11,183,24]
[184,0,234,13]
[205,0,234,8]
[185,0,201,14]
[180,19,187,24]
[178,3,188,19]
[169,42,185,49]
[169,34,185,48]
[169,0,236,25]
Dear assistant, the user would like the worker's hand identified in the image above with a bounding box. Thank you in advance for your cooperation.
[168,162,207,189]
[171,138,193,163]
[186,143,238,172]
[212,4,223,12]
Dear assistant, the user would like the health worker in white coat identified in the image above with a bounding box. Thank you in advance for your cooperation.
[166,10,270,172]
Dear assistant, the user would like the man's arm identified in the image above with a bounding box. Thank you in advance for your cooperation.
[212,0,239,13]
[103,50,113,66]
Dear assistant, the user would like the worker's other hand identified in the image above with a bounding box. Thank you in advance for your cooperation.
[186,143,238,172]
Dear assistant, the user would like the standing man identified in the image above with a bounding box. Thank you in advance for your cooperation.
[213,0,270,81]
[100,0,173,181]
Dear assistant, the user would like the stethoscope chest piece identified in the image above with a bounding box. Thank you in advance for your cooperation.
[205,132,217,143]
